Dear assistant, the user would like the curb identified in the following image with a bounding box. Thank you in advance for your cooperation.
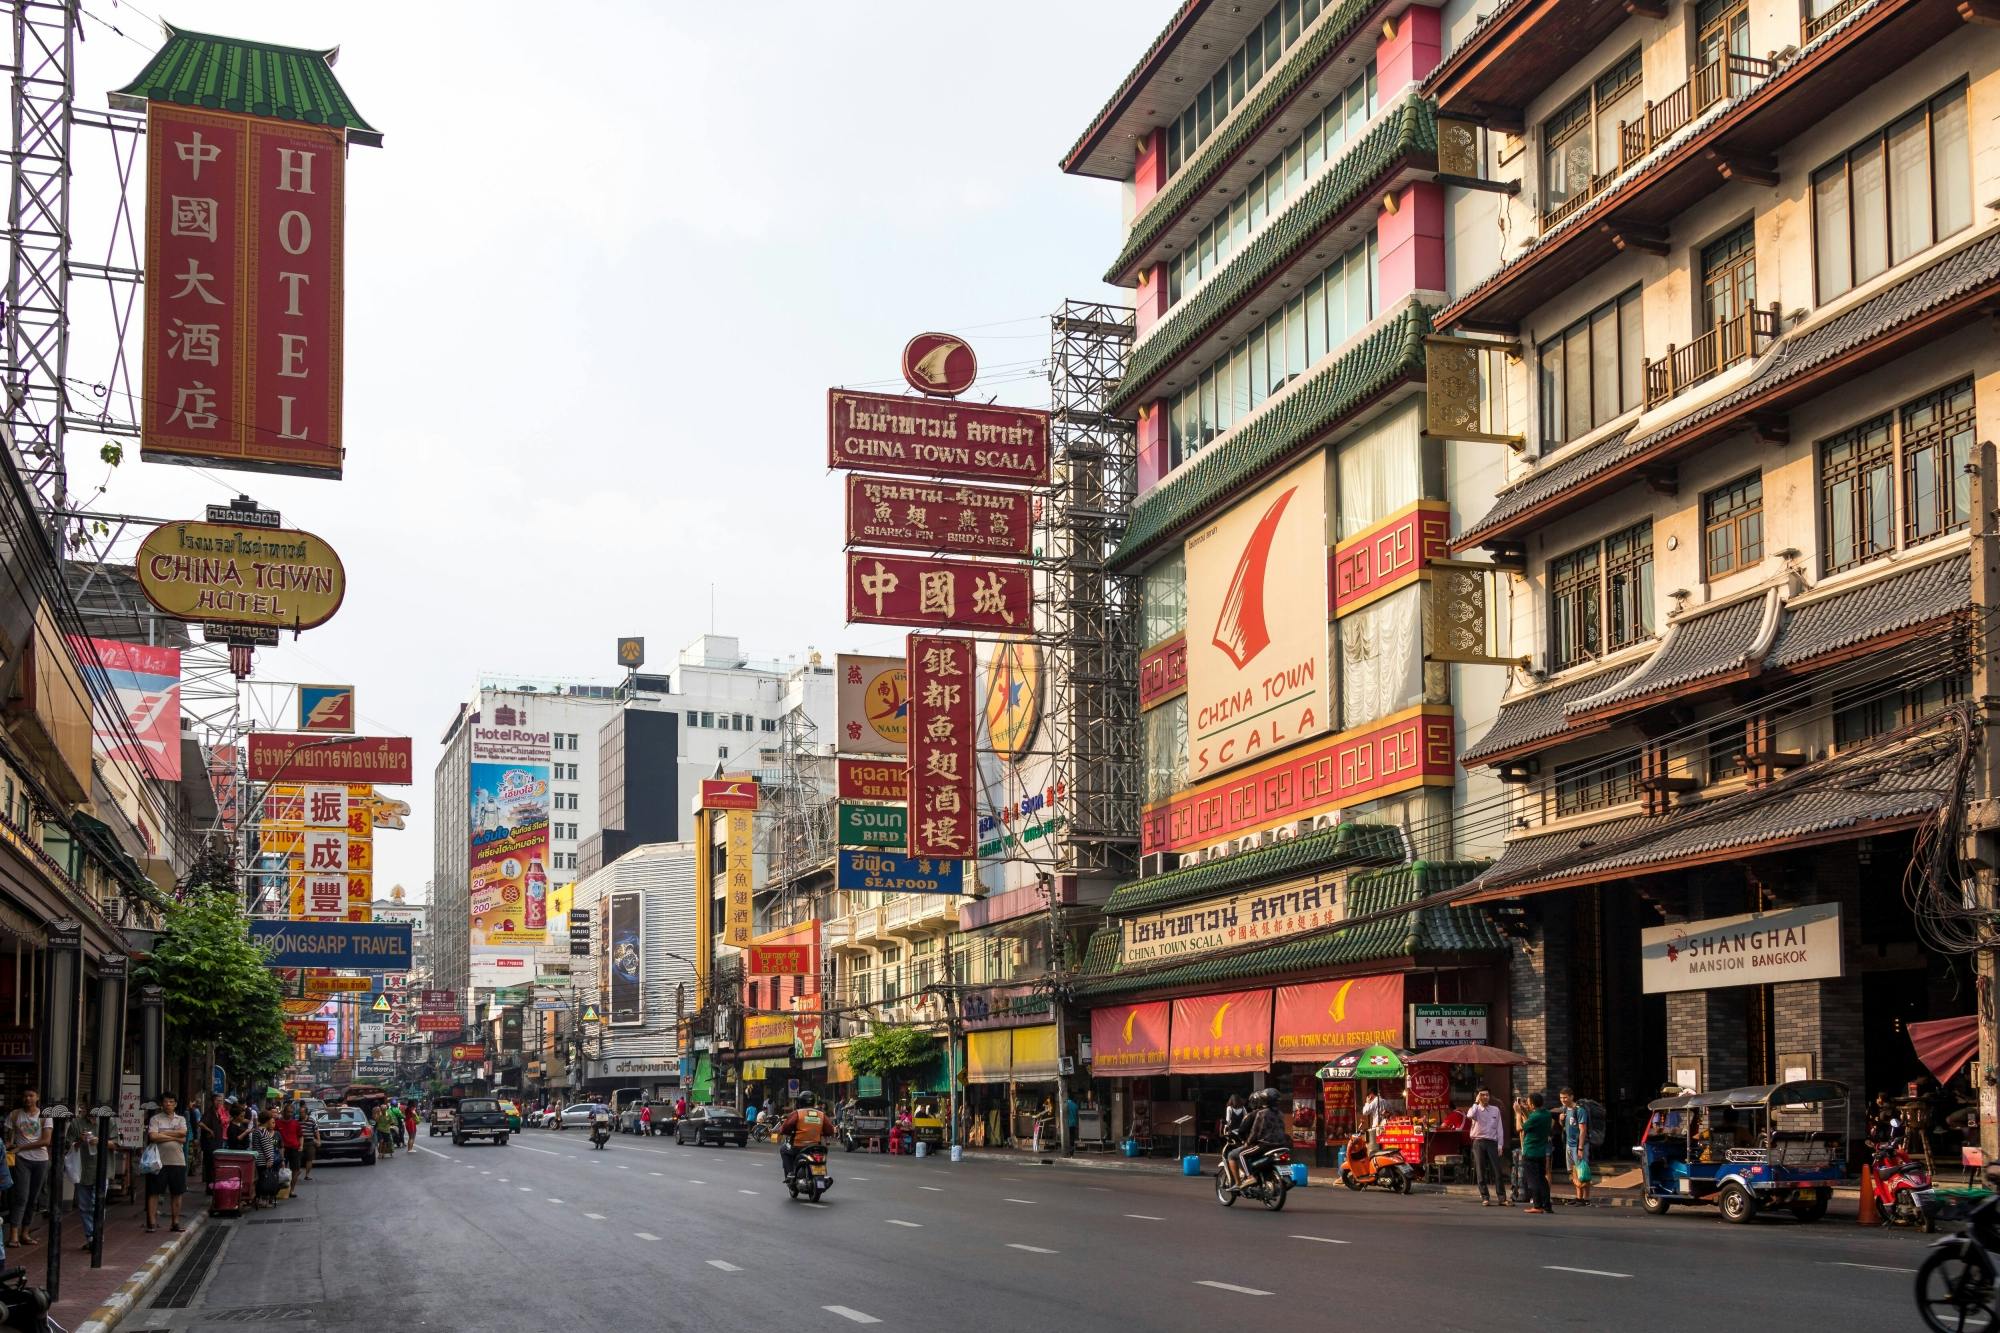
[73,1214,208,1333]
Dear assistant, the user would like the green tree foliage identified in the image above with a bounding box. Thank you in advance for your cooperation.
[137,852,291,1089]
[844,1025,937,1078]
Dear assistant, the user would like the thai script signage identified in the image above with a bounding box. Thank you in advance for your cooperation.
[698,778,759,811]
[835,850,964,896]
[247,733,412,784]
[1410,1003,1489,1049]
[844,475,1033,557]
[1121,876,1345,966]
[837,758,906,802]
[136,520,345,630]
[827,388,1049,485]
[847,553,1030,632]
[837,801,906,851]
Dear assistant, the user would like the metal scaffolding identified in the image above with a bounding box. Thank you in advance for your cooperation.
[1041,299,1138,891]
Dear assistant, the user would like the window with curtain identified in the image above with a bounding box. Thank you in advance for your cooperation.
[1818,377,1976,573]
[1143,696,1189,804]
[1141,549,1188,646]
[1540,50,1641,218]
[1549,545,1602,670]
[1334,403,1439,539]
[1811,84,1970,302]
[1547,521,1654,669]
[1337,588,1444,730]
[1538,287,1642,448]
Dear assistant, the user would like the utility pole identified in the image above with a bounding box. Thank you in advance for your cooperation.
[1974,439,2000,1168]
[1042,872,1068,1158]
[943,930,961,1151]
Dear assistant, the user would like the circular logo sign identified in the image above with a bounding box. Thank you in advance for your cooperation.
[983,639,1042,762]
[864,666,909,746]
[901,332,977,397]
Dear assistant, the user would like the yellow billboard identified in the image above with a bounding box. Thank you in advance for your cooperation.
[724,808,753,948]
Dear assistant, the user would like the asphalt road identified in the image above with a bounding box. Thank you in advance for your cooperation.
[128,1125,1933,1331]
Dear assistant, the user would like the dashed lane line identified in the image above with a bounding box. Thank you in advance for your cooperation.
[1290,1236,1350,1245]
[584,1213,607,1220]
[886,1219,922,1228]
[919,1186,944,1192]
[1196,1281,1273,1296]
[688,1179,707,1185]
[1003,1198,1036,1204]
[823,1307,880,1324]
[635,1232,661,1241]
[708,1260,743,1272]
[1126,1214,1165,1221]
[1544,1267,1631,1279]
[739,1189,759,1195]
[512,1144,567,1156]
[546,1198,563,1204]
[518,1187,531,1192]
[1007,1244,1058,1253]
[1822,1261,1917,1273]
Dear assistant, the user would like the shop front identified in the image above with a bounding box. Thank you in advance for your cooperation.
[963,1023,1061,1148]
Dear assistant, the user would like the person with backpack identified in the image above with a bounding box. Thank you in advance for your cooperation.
[1559,1088,1597,1205]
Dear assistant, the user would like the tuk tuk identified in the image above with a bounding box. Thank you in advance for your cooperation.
[1639,1079,1849,1223]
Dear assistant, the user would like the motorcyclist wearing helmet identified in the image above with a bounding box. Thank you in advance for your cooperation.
[1232,1089,1290,1190]
[778,1093,829,1182]
[1220,1094,1252,1186]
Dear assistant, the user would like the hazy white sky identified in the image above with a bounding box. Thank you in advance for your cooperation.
[65,0,1152,897]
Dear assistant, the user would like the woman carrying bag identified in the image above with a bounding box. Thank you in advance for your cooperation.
[250,1111,282,1209]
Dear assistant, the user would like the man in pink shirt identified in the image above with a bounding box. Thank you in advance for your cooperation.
[1465,1088,1507,1206]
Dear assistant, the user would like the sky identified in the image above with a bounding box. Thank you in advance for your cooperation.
[63,0,1156,899]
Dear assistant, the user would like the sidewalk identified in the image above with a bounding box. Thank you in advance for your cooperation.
[24,1188,210,1332]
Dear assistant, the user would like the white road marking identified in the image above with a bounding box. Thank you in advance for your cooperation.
[1126,1214,1165,1221]
[850,1176,869,1181]
[1007,1243,1058,1253]
[1196,1281,1273,1296]
[823,1307,880,1324]
[688,1179,706,1185]
[739,1189,759,1195]
[518,1187,531,1192]
[1544,1267,1631,1279]
[634,1232,661,1241]
[1290,1235,1350,1245]
[886,1219,922,1228]
[496,1178,507,1182]
[480,1170,491,1175]
[649,1172,663,1177]
[512,1144,566,1156]
[1083,1186,1110,1192]
[919,1185,944,1192]
[1004,1198,1035,1204]
[583,1213,607,1220]
[707,1260,743,1272]
[546,1198,563,1204]
[1821,1261,1917,1273]
[414,1146,452,1159]
[802,1201,829,1209]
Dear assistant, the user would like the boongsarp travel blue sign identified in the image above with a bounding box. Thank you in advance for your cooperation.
[836,850,964,895]
[251,920,413,970]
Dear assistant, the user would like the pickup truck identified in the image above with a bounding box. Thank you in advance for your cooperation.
[452,1096,511,1147]
[428,1098,458,1137]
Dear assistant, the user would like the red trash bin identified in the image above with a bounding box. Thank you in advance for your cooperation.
[208,1148,256,1208]
[208,1177,242,1216]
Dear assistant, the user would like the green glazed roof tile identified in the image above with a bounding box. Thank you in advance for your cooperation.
[117,26,382,144]
[1078,860,1503,997]
[1103,0,1390,284]
[1109,302,1431,570]
[1111,96,1436,412]
[1060,1,1209,175]
[1104,821,1404,917]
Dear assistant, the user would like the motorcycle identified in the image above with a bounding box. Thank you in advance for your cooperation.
[590,1117,611,1150]
[1916,1187,2000,1332]
[1872,1138,1938,1231]
[1215,1146,1292,1211]
[786,1144,833,1203]
[1340,1131,1415,1194]
[0,1265,59,1333]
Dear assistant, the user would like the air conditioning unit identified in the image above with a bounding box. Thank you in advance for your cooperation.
[1139,852,1171,878]
[1311,814,1338,833]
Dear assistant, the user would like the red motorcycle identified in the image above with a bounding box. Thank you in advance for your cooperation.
[1871,1139,1939,1231]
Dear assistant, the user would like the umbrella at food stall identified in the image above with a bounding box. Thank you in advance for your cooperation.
[1406,1043,1541,1066]
[1908,1015,1978,1083]
[1315,1043,1414,1080]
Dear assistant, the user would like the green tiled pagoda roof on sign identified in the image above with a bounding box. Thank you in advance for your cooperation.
[115,26,382,146]
[1111,96,1437,414]
[1078,860,1503,997]
[1109,302,1431,571]
[1104,0,1390,284]
[1104,821,1404,918]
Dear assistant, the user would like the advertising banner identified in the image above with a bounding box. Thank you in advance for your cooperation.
[1120,876,1344,966]
[142,104,346,477]
[1273,975,1405,1061]
[1640,904,1843,993]
[835,850,964,895]
[843,474,1033,557]
[416,1013,460,1034]
[297,684,356,733]
[283,1020,330,1043]
[1090,1001,1170,1077]
[847,554,1030,632]
[835,654,908,756]
[420,989,455,1010]
[981,639,1042,762]
[723,808,754,948]
[303,975,370,996]
[249,920,411,970]
[794,1012,823,1061]
[744,1014,794,1049]
[135,521,344,631]
[748,943,819,976]
[907,634,976,858]
[1169,989,1274,1074]
[609,890,643,1026]
[303,783,347,828]
[1410,1003,1490,1049]
[698,777,759,811]
[450,1044,487,1063]
[1182,452,1330,780]
[71,638,181,780]
[837,758,906,803]
[248,733,413,784]
[827,388,1049,484]
[470,721,551,957]
[837,801,906,851]
[902,331,977,396]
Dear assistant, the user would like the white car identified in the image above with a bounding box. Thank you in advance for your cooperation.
[558,1102,610,1129]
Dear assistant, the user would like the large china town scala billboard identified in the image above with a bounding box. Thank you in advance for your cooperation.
[1182,452,1331,781]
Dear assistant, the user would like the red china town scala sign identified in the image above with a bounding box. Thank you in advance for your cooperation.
[901,332,977,397]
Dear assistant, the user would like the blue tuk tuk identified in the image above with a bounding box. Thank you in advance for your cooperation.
[1639,1080,1849,1223]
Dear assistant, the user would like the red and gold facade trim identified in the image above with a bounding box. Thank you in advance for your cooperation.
[1138,635,1188,711]
[1331,499,1451,616]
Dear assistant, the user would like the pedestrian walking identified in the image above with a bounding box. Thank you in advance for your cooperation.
[67,1117,99,1251]
[639,1103,652,1136]
[6,1089,50,1248]
[1517,1092,1554,1214]
[277,1103,304,1188]
[199,1095,222,1183]
[1465,1088,1507,1206]
[1063,1093,1079,1156]
[298,1102,318,1184]
[401,1101,417,1154]
[1559,1088,1594,1205]
[250,1110,281,1209]
[143,1092,189,1233]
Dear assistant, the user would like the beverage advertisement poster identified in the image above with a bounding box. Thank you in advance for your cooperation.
[470,720,552,981]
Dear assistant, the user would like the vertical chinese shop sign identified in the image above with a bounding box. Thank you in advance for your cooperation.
[907,634,976,859]
[724,808,755,948]
[143,104,345,477]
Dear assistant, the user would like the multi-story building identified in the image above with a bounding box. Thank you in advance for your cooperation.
[1430,0,1996,1119]
[568,841,700,1101]
[1058,0,1514,1153]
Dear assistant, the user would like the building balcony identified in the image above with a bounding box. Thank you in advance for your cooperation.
[1642,303,1781,409]
[1438,0,1964,333]
[884,895,956,939]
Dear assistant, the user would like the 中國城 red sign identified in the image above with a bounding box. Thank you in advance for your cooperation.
[248,733,413,785]
[846,554,1031,632]
[142,104,346,477]
[844,474,1033,558]
[827,389,1049,485]
[907,635,976,859]
[837,758,906,803]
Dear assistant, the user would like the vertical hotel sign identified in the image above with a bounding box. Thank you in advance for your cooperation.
[724,807,754,948]
[142,104,345,477]
[907,634,976,859]
[469,720,551,987]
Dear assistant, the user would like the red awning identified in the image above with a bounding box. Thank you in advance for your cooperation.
[1089,1001,1170,1078]
[1170,989,1272,1074]
[1909,1015,1978,1084]
[1272,974,1405,1062]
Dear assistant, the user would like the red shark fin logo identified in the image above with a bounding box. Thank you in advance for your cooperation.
[1211,486,1297,669]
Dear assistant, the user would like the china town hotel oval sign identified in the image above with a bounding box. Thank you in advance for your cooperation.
[136,519,345,630]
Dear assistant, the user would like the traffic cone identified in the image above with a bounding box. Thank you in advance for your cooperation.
[1857,1162,1879,1226]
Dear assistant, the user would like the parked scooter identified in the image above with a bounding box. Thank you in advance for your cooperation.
[1871,1138,1937,1231]
[0,1264,58,1332]
[1341,1131,1415,1193]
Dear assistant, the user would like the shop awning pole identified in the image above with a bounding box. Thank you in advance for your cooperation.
[1974,437,2000,1173]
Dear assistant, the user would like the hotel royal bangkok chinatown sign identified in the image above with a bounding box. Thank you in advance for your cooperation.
[829,333,1049,865]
